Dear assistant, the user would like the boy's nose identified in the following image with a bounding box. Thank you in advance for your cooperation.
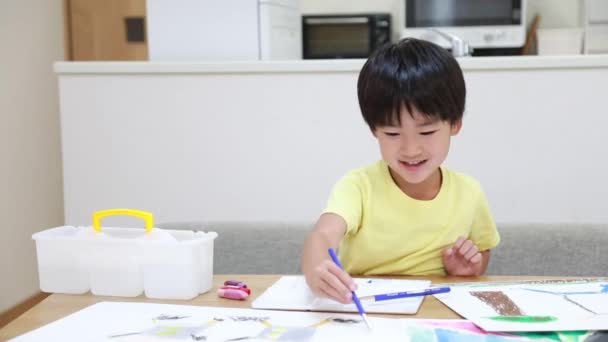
[400,140,421,157]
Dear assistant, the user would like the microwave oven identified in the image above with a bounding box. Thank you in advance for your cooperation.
[402,0,526,51]
[302,14,391,59]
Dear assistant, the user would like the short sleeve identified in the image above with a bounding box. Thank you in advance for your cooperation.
[323,172,364,235]
[469,187,500,251]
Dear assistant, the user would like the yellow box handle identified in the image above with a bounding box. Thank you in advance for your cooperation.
[92,208,154,233]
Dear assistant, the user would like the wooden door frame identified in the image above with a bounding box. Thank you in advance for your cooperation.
[63,0,74,61]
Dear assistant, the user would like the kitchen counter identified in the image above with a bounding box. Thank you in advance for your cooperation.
[54,55,608,74]
[54,53,608,226]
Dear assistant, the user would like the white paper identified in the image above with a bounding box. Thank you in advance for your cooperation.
[10,302,409,342]
[251,276,431,314]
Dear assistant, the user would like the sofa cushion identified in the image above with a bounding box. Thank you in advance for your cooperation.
[158,221,311,274]
[158,222,608,276]
[487,223,608,276]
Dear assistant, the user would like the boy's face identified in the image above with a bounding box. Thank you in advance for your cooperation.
[373,104,461,191]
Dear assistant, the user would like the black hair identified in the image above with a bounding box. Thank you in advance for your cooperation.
[357,38,466,131]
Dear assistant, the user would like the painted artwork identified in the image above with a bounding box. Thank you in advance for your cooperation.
[12,301,606,342]
[407,320,606,342]
[434,278,608,332]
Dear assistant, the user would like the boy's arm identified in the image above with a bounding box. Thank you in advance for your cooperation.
[301,213,356,304]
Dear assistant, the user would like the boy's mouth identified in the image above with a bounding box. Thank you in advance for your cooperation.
[400,159,427,169]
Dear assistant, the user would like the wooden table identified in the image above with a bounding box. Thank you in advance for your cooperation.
[0,275,554,340]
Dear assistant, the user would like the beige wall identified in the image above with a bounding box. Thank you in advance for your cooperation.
[0,0,65,313]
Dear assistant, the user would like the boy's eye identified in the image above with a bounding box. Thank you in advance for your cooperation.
[384,132,400,137]
[420,130,437,136]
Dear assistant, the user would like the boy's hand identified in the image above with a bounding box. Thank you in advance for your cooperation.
[442,236,484,276]
[304,259,357,304]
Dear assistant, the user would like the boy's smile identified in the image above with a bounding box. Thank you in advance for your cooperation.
[374,104,461,200]
[400,159,427,170]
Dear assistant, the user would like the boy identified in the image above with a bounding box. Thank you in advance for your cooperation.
[301,38,500,304]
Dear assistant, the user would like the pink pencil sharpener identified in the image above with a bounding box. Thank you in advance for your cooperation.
[217,286,250,300]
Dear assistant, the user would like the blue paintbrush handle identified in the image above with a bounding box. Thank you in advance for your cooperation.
[372,287,451,301]
[327,248,369,320]
[328,247,345,269]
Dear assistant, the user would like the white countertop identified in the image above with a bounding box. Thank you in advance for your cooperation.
[54,55,608,74]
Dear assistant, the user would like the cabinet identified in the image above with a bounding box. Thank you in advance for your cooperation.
[583,0,608,54]
[146,0,301,61]
[65,0,147,60]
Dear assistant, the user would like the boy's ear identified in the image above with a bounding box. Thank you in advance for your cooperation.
[450,119,462,136]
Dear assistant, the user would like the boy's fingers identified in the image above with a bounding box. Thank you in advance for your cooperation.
[325,262,356,291]
[442,248,460,272]
[442,247,454,258]
[454,236,466,249]
[463,244,479,260]
[458,239,474,255]
[470,252,482,264]
[316,286,333,300]
[313,261,350,300]
[331,267,357,292]
[323,268,353,300]
[318,281,351,304]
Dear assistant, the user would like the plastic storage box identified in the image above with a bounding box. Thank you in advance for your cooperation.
[32,209,217,300]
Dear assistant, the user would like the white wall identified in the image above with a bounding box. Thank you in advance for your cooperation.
[57,58,608,227]
[0,0,64,313]
[526,0,582,28]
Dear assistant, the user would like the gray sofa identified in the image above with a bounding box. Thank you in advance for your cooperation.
[157,222,608,276]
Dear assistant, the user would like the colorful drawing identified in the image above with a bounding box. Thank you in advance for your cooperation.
[470,291,526,316]
[12,301,605,341]
[434,280,608,332]
[109,315,351,341]
[12,302,403,341]
[412,320,607,342]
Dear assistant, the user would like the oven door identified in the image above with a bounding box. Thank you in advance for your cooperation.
[404,0,526,49]
[303,16,372,59]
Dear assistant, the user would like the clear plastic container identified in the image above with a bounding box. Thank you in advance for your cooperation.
[32,209,217,299]
[142,229,217,300]
[32,226,91,294]
[87,227,148,297]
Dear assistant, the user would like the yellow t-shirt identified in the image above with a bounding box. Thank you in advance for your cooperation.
[324,160,500,276]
